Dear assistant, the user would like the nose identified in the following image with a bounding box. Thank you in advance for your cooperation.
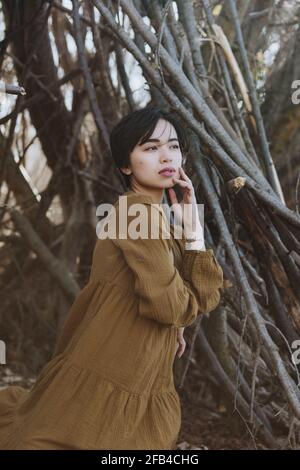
[159,144,173,163]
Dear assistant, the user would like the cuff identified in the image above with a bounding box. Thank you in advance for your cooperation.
[182,248,216,281]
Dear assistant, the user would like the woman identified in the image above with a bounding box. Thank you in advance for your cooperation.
[0,106,223,450]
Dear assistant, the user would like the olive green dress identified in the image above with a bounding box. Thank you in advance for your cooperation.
[0,190,223,449]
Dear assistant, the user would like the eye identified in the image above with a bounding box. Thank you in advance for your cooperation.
[144,144,179,151]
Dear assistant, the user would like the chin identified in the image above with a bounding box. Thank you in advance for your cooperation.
[163,180,176,188]
[140,179,174,190]
[155,183,174,190]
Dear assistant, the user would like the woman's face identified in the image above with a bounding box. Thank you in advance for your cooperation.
[120,119,183,191]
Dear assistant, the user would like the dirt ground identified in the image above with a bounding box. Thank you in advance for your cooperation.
[174,357,268,450]
[176,390,266,450]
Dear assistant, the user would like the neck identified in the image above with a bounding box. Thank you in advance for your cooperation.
[129,183,164,204]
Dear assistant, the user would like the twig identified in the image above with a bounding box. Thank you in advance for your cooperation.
[76,170,123,194]
[10,208,80,303]
[154,0,172,88]
[202,0,261,166]
[6,52,57,102]
[72,0,110,150]
[0,68,82,126]
[115,41,136,111]
[228,0,285,204]
[178,316,202,389]
[0,83,26,96]
[176,0,208,88]
[197,327,277,448]
[295,171,300,215]
[250,341,261,423]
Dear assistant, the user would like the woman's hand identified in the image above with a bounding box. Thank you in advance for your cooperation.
[176,327,186,358]
[168,167,203,239]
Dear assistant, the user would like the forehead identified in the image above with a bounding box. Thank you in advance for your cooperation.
[149,119,177,139]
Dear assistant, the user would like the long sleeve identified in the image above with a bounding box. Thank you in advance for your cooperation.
[112,201,223,328]
[181,249,223,314]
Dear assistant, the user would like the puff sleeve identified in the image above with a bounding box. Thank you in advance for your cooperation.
[112,202,223,328]
[181,249,223,314]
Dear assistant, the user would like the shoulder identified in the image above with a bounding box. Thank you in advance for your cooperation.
[113,191,168,224]
[111,192,172,244]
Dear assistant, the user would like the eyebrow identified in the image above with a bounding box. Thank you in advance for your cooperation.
[139,138,179,146]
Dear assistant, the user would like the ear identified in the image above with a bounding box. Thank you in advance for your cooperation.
[119,167,132,176]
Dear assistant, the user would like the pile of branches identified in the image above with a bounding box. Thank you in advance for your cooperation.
[1,0,300,448]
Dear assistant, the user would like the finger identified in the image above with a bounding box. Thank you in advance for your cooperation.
[173,178,192,189]
[177,346,185,358]
[168,187,178,204]
[179,167,188,179]
[177,340,186,349]
[179,167,192,183]
[173,176,190,184]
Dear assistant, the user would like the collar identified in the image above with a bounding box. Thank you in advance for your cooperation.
[116,190,171,234]
[117,191,186,244]
[121,190,161,205]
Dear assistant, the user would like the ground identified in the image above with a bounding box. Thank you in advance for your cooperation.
[174,356,267,450]
[177,389,266,450]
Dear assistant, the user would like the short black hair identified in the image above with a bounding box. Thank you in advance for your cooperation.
[109,106,188,188]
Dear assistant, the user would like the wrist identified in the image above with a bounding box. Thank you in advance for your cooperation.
[184,229,204,245]
[184,223,203,240]
[185,240,206,251]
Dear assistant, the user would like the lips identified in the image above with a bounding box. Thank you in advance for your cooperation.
[159,167,176,176]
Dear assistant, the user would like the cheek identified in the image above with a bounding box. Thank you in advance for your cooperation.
[137,159,153,169]
[135,160,146,172]
[131,158,144,172]
[133,160,147,176]
[132,156,155,175]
